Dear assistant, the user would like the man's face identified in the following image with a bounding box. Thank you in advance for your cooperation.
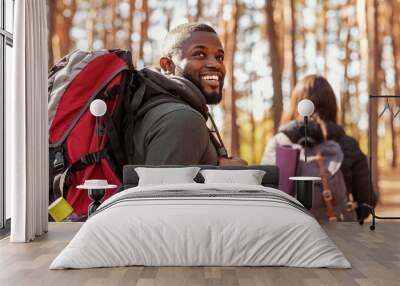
[172,31,226,105]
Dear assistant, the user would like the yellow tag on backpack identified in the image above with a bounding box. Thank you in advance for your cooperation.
[48,197,74,222]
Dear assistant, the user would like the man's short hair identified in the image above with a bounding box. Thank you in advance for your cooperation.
[162,23,217,59]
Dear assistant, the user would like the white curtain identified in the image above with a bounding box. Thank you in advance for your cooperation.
[7,0,49,242]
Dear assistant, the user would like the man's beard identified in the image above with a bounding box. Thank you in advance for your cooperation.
[202,90,222,105]
[176,67,223,105]
[190,79,223,105]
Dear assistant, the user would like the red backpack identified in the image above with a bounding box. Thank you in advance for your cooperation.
[48,49,141,216]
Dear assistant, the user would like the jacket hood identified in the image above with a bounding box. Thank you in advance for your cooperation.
[137,67,209,118]
[279,120,345,146]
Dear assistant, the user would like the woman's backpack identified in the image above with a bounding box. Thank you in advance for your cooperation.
[48,49,144,217]
[296,140,357,221]
[275,130,357,221]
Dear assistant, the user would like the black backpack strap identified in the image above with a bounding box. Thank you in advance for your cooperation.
[103,111,125,170]
[73,149,109,172]
[129,77,147,113]
[207,112,228,158]
[52,150,109,198]
[100,85,120,101]
[124,76,147,163]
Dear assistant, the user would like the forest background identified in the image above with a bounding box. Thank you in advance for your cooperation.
[48,0,400,213]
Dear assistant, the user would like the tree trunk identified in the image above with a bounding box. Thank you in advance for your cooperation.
[164,7,173,31]
[110,0,118,48]
[366,0,380,195]
[127,0,136,52]
[283,0,297,89]
[320,0,328,76]
[340,21,352,126]
[218,0,228,53]
[186,0,194,22]
[138,0,149,64]
[47,0,56,68]
[389,0,400,168]
[52,0,76,62]
[249,112,256,164]
[247,73,257,163]
[195,0,203,21]
[222,0,240,157]
[87,0,97,50]
[101,1,110,48]
[266,0,284,133]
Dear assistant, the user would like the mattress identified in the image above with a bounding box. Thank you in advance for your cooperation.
[50,183,351,269]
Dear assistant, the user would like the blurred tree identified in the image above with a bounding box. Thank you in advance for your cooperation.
[101,0,110,47]
[49,0,77,65]
[218,0,228,53]
[100,0,110,48]
[340,1,354,126]
[266,0,283,133]
[366,0,380,193]
[388,0,400,167]
[87,0,97,50]
[110,0,118,47]
[195,0,203,21]
[319,0,328,76]
[297,0,306,76]
[248,72,257,164]
[284,0,297,89]
[127,0,136,52]
[164,5,173,31]
[138,0,149,64]
[340,27,351,126]
[221,0,240,157]
[186,0,193,22]
[47,0,56,68]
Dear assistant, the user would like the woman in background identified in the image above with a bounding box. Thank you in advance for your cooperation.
[262,75,376,220]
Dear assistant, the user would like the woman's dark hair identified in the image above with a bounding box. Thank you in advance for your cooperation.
[281,75,338,124]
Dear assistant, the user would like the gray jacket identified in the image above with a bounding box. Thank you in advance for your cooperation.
[130,68,218,165]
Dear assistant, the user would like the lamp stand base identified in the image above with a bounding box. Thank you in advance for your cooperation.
[87,188,105,216]
[295,180,313,210]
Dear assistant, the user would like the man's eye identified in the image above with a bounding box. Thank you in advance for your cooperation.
[216,55,224,62]
[193,52,206,58]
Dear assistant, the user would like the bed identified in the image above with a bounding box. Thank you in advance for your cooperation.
[50,165,351,269]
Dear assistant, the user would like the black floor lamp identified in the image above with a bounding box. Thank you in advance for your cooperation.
[297,99,315,163]
[90,99,107,152]
[77,99,116,216]
[290,99,318,210]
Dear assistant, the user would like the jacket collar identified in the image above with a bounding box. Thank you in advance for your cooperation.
[138,68,209,118]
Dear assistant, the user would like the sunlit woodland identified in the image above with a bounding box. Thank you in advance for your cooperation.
[48,0,400,204]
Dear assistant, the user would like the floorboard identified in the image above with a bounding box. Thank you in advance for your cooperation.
[0,222,399,286]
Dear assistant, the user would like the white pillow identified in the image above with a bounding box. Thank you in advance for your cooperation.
[135,167,200,186]
[200,169,266,185]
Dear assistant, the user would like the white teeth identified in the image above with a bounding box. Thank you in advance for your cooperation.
[202,75,219,81]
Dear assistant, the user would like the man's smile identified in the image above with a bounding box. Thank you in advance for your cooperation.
[200,73,222,89]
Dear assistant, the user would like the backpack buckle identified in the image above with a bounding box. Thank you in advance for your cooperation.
[53,151,65,173]
[80,153,97,165]
[80,150,106,165]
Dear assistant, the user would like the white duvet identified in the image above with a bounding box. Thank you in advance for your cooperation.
[50,183,351,269]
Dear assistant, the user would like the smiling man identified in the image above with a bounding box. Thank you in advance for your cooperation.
[160,24,225,105]
[129,23,247,166]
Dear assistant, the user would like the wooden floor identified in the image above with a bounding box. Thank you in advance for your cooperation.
[0,222,399,286]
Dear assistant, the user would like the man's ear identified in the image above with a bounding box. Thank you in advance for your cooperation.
[159,57,175,75]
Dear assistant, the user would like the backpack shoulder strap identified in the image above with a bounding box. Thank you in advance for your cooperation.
[315,145,338,222]
[207,112,228,158]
